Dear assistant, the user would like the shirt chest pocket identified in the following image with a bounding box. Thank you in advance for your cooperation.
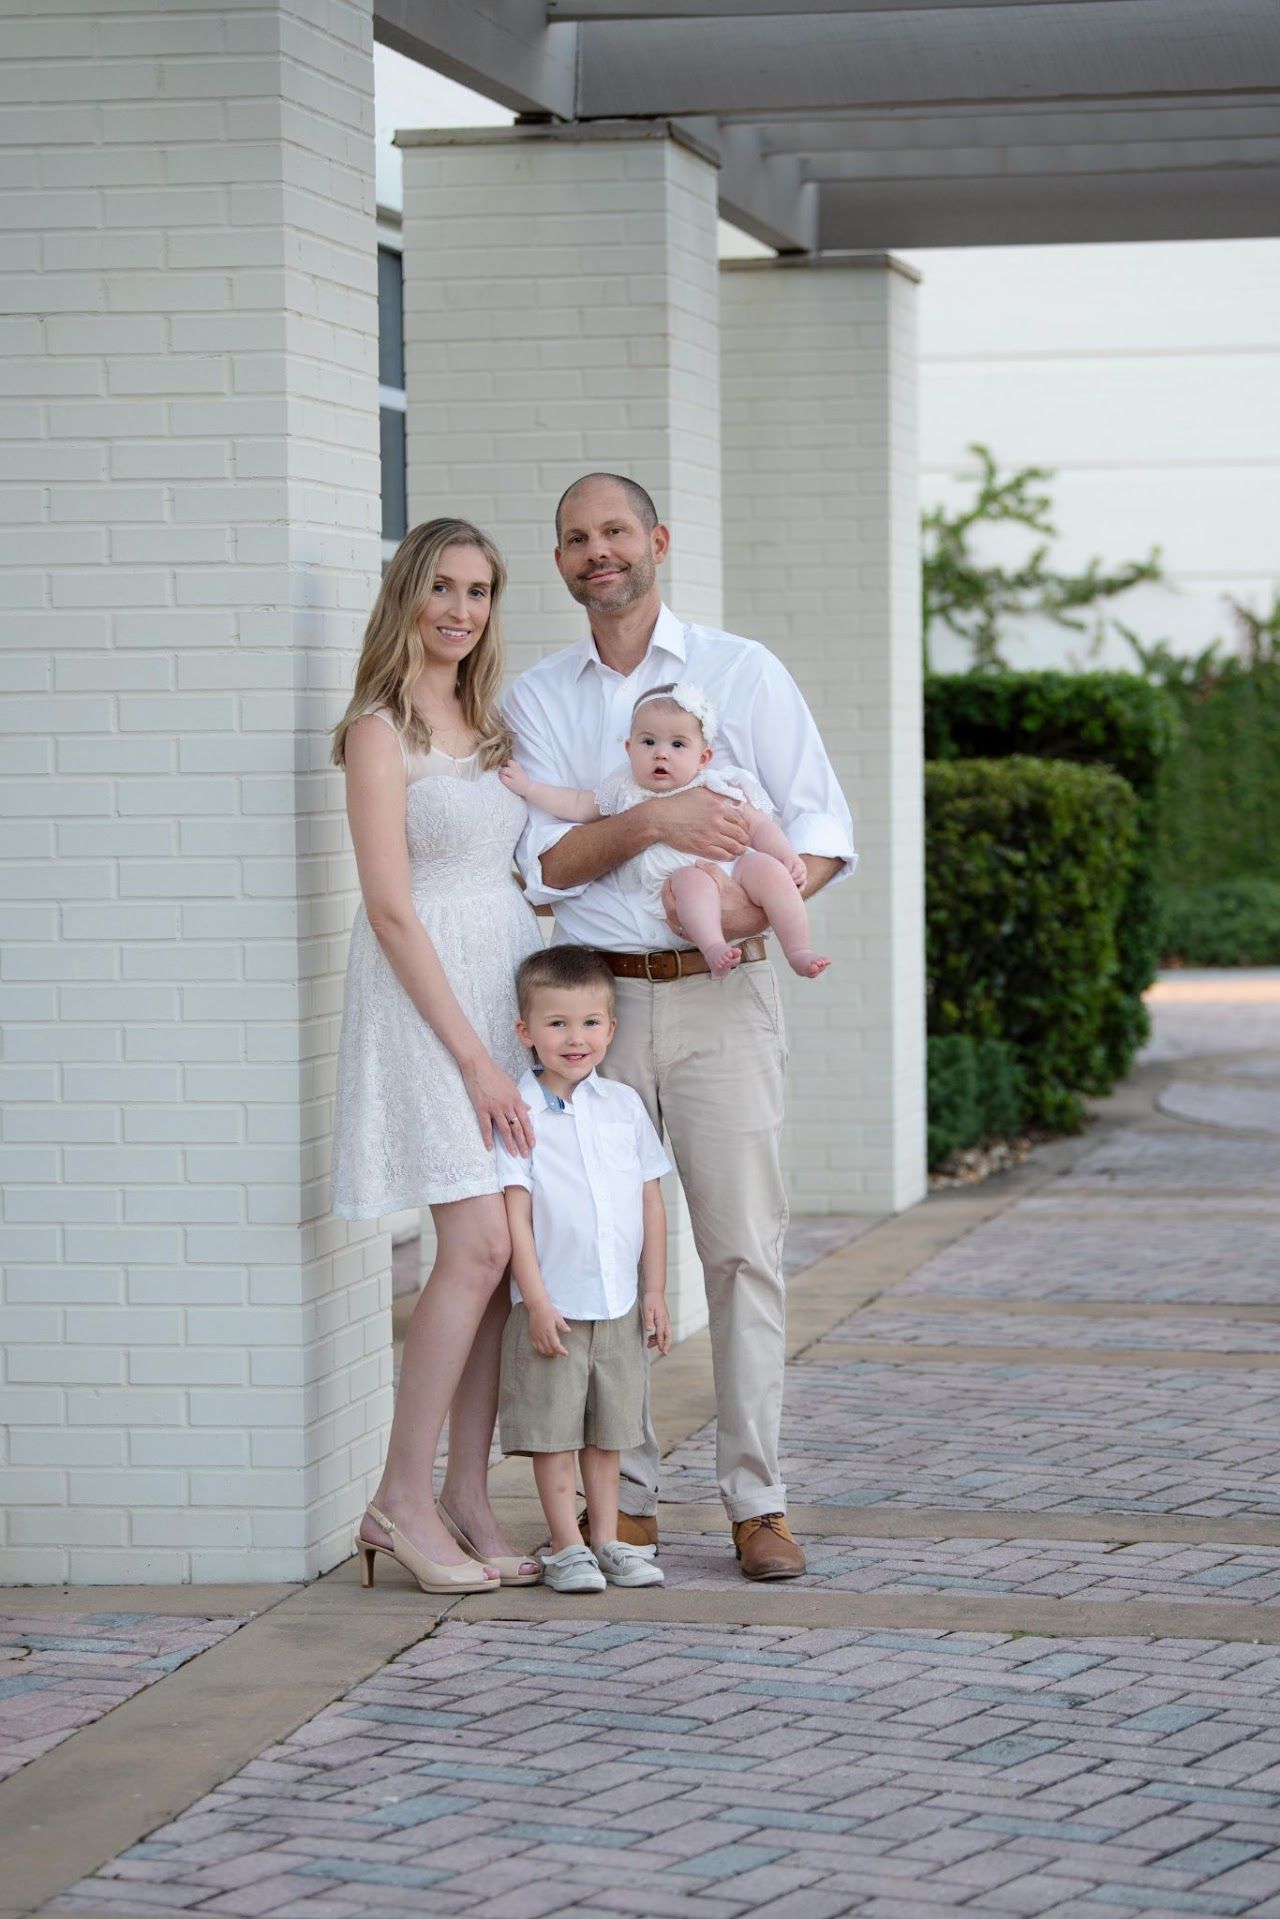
[595,1120,637,1173]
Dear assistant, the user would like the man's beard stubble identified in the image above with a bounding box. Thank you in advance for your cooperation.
[567,551,656,614]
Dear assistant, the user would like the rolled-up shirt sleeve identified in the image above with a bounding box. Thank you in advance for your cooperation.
[745,653,858,882]
[502,678,594,906]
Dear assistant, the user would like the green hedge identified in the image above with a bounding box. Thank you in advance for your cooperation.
[1161,878,1280,967]
[1154,661,1280,892]
[925,671,1175,1075]
[927,1034,1026,1168]
[925,756,1139,1131]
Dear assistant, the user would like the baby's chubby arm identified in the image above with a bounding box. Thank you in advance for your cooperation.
[503,1186,571,1357]
[640,1177,672,1355]
[741,804,807,888]
[499,760,600,824]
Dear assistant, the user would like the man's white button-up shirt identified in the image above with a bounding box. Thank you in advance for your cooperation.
[492,1067,671,1321]
[503,603,857,952]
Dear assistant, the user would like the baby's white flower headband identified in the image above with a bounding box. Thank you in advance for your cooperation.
[632,680,718,741]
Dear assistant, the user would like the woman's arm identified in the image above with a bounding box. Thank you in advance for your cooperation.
[345,716,533,1153]
[499,760,600,824]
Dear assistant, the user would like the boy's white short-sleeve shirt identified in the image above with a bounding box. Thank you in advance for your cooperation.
[493,1067,670,1320]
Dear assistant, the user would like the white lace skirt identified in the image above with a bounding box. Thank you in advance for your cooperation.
[330,880,542,1217]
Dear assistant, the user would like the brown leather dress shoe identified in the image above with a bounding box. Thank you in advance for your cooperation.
[733,1513,806,1581]
[578,1509,659,1555]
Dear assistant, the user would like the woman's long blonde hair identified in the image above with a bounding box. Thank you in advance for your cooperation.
[332,518,514,769]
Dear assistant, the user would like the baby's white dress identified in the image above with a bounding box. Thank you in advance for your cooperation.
[330,712,541,1217]
[595,762,774,923]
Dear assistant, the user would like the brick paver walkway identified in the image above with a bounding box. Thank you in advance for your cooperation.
[0,1613,245,1783]
[55,1620,1280,1918]
[20,972,1280,1918]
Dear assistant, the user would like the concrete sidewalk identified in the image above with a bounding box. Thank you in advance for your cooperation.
[4,973,1280,1918]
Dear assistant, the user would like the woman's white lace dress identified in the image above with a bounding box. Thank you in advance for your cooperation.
[330,715,541,1217]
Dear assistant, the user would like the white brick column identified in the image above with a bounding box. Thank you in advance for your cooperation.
[721,256,927,1214]
[0,1,386,1583]
[400,122,721,1339]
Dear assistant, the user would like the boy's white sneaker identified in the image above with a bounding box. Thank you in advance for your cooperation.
[597,1541,665,1588]
[541,1544,606,1594]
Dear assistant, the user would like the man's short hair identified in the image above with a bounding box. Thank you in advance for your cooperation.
[555,473,659,541]
[516,946,616,1020]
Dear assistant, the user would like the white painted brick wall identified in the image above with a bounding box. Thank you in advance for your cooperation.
[400,124,721,1340]
[721,258,927,1216]
[0,0,385,1584]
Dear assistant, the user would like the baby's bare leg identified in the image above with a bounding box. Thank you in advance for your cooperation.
[669,864,741,976]
[734,848,831,979]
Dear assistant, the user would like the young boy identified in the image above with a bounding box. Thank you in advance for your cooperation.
[493,947,672,1594]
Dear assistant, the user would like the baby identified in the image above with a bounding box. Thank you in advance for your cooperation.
[501,681,831,979]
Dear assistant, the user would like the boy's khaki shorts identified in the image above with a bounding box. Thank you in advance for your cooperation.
[499,1301,647,1455]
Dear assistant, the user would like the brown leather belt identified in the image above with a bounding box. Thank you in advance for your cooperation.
[598,937,768,982]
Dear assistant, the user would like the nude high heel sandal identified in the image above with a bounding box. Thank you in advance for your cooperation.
[356,1503,499,1596]
[439,1504,543,1587]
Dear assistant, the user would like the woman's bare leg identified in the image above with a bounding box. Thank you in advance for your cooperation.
[669,865,741,976]
[360,1193,509,1574]
[439,1280,539,1574]
[735,848,831,978]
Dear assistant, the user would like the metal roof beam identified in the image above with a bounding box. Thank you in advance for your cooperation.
[575,0,1280,119]
[816,162,1280,247]
[374,0,577,119]
[749,98,1280,156]
[552,0,1140,14]
[679,119,816,250]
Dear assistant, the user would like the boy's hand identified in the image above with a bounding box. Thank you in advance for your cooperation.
[785,849,807,889]
[643,1292,672,1356]
[528,1300,571,1357]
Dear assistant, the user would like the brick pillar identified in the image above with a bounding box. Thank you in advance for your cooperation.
[721,256,927,1214]
[400,122,721,1338]
[0,1,385,1582]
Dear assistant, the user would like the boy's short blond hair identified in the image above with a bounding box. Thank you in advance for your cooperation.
[516,946,616,1021]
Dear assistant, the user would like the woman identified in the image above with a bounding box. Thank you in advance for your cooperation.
[331,518,543,1593]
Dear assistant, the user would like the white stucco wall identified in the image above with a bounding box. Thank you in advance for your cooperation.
[902,239,1280,673]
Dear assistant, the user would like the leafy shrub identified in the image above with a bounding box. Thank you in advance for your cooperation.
[974,1037,1026,1140]
[925,671,1174,1075]
[922,444,1161,671]
[1161,879,1280,967]
[1121,600,1280,902]
[925,757,1139,1131]
[927,1034,1026,1168]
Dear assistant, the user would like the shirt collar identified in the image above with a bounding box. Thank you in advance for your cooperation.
[571,602,687,681]
[527,1065,607,1107]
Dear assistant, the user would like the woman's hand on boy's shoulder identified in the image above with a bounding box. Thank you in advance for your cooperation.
[643,1292,672,1357]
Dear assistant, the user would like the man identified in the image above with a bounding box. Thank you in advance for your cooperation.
[504,473,855,1580]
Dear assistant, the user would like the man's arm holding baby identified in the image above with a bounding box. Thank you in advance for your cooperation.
[539,785,751,892]
[640,1178,671,1355]
[503,1186,571,1357]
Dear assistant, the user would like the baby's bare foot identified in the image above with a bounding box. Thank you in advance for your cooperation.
[788,951,831,980]
[704,942,742,977]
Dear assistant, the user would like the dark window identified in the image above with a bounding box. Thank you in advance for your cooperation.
[380,407,407,544]
[378,246,404,391]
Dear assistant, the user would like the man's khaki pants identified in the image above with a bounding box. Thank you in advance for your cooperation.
[600,960,789,1523]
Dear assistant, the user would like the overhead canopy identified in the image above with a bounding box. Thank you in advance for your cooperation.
[375,0,1280,250]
